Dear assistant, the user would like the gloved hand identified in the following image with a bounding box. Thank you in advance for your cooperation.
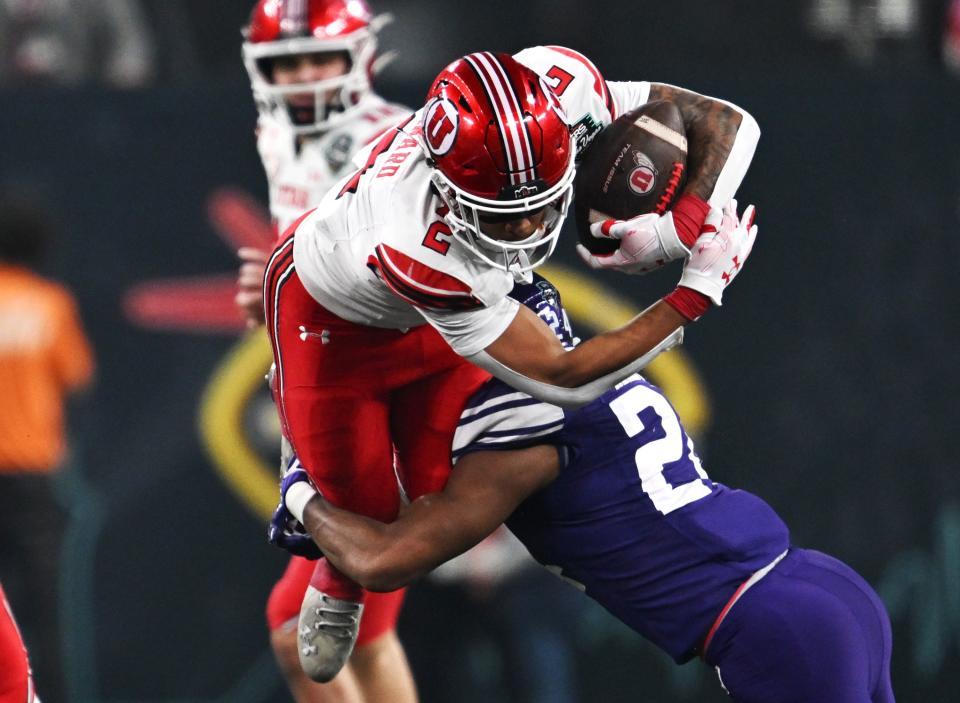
[268,456,323,560]
[576,210,691,274]
[677,199,757,306]
[575,193,713,275]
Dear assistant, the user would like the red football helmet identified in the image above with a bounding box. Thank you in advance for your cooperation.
[241,0,390,133]
[422,52,575,274]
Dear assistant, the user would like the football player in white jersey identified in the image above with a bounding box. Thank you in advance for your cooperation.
[237,2,417,702]
[236,0,409,322]
[264,46,761,683]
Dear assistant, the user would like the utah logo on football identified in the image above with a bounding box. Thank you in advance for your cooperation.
[628,151,658,195]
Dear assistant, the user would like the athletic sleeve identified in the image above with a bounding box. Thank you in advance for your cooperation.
[416,295,520,358]
[451,377,565,464]
[607,80,652,117]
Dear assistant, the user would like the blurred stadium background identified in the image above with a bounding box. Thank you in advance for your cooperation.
[1,0,959,701]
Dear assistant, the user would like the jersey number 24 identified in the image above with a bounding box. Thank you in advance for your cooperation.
[609,384,712,515]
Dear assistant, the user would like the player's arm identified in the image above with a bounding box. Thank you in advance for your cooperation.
[471,299,686,408]
[647,83,760,209]
[587,81,760,275]
[294,446,559,592]
[472,202,757,408]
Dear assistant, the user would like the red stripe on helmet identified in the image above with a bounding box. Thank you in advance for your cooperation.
[279,0,309,37]
[464,53,536,187]
[481,52,538,185]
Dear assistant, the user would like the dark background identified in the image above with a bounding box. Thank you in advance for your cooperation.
[2,1,959,701]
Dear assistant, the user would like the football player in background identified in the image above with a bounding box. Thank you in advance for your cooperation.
[272,238,896,703]
[0,194,95,703]
[237,1,416,701]
[265,46,761,682]
[0,583,37,703]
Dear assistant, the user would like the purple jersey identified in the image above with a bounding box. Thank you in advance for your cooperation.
[452,374,790,662]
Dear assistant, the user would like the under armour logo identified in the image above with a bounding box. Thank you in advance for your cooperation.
[299,326,330,344]
[721,257,742,286]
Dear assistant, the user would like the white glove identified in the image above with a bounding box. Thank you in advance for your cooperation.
[576,210,692,275]
[677,200,757,306]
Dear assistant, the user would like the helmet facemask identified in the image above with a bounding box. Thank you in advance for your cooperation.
[421,52,576,279]
[242,29,381,134]
[429,134,576,278]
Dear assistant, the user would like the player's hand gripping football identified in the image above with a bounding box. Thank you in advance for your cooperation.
[677,200,757,306]
[235,247,269,328]
[576,209,692,275]
[268,455,323,560]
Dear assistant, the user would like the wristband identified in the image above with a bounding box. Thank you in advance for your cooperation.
[671,194,711,247]
[663,286,711,321]
[286,482,318,523]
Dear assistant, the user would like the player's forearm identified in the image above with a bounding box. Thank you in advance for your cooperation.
[682,100,746,203]
[559,300,687,385]
[471,302,686,408]
[649,84,760,206]
[300,497,412,591]
[516,300,685,388]
[301,494,471,592]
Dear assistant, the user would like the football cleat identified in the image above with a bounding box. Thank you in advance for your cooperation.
[297,586,364,682]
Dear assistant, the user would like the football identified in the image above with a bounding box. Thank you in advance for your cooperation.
[573,101,688,255]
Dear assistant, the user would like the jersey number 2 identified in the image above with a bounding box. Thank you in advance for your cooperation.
[545,65,574,96]
[609,384,711,515]
[422,221,454,255]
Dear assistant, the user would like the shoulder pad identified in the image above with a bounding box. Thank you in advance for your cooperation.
[367,244,485,311]
[514,45,615,121]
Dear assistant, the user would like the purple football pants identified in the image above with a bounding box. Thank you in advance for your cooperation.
[704,548,894,703]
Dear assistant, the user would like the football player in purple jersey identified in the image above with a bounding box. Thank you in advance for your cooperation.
[271,204,895,703]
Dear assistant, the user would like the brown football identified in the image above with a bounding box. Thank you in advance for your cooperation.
[574,101,688,255]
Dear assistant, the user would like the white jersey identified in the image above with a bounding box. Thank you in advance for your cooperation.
[257,93,411,233]
[513,45,651,156]
[293,46,653,357]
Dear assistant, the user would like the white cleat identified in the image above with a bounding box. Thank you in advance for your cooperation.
[297,586,364,682]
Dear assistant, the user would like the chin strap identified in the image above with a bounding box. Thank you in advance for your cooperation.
[467,327,684,410]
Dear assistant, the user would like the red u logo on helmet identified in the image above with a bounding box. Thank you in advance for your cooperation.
[423,98,460,157]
